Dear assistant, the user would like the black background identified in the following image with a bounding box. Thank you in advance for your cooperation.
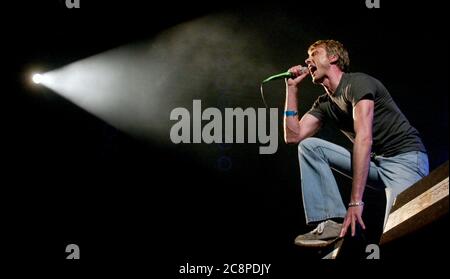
[4,0,449,275]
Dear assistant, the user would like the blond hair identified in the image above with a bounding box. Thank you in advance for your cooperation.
[308,40,350,72]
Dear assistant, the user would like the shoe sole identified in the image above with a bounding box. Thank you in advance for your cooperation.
[294,237,342,248]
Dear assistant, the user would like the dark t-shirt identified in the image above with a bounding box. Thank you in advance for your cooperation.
[307,72,426,157]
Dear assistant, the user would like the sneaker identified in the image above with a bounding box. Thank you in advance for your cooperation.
[294,220,342,248]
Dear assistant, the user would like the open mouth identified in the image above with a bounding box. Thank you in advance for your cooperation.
[309,65,317,75]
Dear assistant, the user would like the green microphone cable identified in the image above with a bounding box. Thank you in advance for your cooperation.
[260,71,293,108]
[260,67,308,108]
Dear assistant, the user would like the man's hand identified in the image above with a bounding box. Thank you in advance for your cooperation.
[339,205,366,237]
[286,65,309,87]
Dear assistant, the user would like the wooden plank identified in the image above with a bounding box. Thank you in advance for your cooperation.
[391,161,448,212]
[321,239,344,259]
[383,178,448,231]
[380,161,449,245]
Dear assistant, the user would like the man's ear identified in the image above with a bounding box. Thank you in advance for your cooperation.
[329,54,339,64]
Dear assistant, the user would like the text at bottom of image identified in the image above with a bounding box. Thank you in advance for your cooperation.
[179,263,271,278]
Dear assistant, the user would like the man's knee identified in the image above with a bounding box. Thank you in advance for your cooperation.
[298,137,324,154]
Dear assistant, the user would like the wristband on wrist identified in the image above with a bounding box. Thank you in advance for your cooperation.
[284,110,298,117]
[348,201,365,207]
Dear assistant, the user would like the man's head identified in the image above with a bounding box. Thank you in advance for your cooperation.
[305,40,349,84]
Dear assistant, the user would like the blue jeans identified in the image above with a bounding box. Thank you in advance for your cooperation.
[297,137,429,226]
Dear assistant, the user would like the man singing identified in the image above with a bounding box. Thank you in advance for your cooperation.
[283,40,429,248]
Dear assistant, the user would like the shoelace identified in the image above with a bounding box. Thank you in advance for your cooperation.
[312,221,326,235]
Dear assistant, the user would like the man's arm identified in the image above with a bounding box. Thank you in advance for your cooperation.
[283,65,322,144]
[340,99,374,237]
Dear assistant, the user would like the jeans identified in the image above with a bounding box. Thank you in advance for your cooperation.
[297,137,429,227]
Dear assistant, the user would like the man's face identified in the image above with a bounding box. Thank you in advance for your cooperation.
[305,46,332,84]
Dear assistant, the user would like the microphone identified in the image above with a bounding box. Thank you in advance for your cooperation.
[261,66,308,84]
